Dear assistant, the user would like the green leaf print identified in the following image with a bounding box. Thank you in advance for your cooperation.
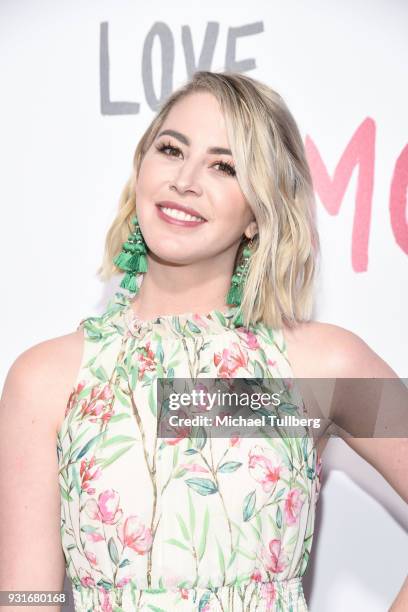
[81,525,99,533]
[172,445,180,467]
[235,547,256,561]
[197,506,210,561]
[156,343,164,364]
[108,537,120,565]
[302,434,310,462]
[130,365,139,390]
[66,429,90,460]
[147,604,166,612]
[218,461,242,473]
[118,558,131,568]
[175,513,190,541]
[300,548,310,574]
[253,361,265,379]
[192,426,207,451]
[109,413,131,424]
[148,383,157,417]
[115,365,128,380]
[174,467,188,479]
[212,310,227,326]
[186,478,218,496]
[186,320,202,333]
[77,386,93,401]
[113,385,130,407]
[187,487,196,534]
[96,578,113,590]
[60,485,73,502]
[94,365,109,382]
[83,355,97,369]
[215,536,225,579]
[165,538,190,551]
[70,464,81,495]
[100,444,134,469]
[83,323,102,342]
[279,403,299,416]
[306,466,315,480]
[243,490,256,521]
[276,504,283,529]
[198,593,211,612]
[100,435,137,449]
[75,431,106,460]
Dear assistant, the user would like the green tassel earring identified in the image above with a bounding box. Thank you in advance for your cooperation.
[227,236,255,327]
[113,215,148,293]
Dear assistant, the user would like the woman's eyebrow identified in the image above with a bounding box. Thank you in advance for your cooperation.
[156,129,232,156]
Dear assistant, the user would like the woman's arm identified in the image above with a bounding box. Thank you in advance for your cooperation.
[312,324,408,610]
[0,330,84,611]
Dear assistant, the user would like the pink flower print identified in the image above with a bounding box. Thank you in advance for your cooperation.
[97,586,113,612]
[179,463,209,473]
[251,568,262,582]
[267,359,277,367]
[192,313,210,330]
[137,342,156,379]
[282,377,293,391]
[100,385,114,400]
[192,382,212,412]
[85,489,123,525]
[284,488,304,525]
[163,409,191,445]
[248,445,282,492]
[64,380,86,417]
[213,343,249,377]
[229,433,241,447]
[80,384,114,423]
[85,550,98,566]
[260,581,277,611]
[180,588,189,600]
[85,531,104,543]
[262,539,288,574]
[116,576,132,588]
[117,516,153,555]
[78,567,96,588]
[80,455,102,495]
[236,328,260,350]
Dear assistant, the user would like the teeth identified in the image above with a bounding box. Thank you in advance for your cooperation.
[160,206,205,222]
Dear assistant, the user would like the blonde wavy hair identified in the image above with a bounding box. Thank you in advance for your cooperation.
[98,71,320,330]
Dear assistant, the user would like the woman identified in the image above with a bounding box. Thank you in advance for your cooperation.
[0,71,407,611]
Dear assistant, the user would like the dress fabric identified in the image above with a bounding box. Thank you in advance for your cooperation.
[57,290,323,612]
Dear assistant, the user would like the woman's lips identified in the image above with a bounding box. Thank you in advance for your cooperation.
[156,205,207,227]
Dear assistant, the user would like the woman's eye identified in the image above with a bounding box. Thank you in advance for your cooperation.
[213,161,236,177]
[155,142,236,176]
[156,142,182,157]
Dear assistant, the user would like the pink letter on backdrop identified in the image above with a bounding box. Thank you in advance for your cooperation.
[390,144,408,255]
[305,118,375,272]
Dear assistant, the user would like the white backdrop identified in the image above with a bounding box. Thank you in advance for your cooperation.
[1,1,407,610]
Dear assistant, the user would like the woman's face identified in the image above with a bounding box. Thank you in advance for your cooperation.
[135,91,257,267]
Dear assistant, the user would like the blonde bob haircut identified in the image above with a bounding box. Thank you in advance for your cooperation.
[98,70,320,330]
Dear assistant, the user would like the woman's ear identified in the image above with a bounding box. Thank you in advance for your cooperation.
[244,220,258,240]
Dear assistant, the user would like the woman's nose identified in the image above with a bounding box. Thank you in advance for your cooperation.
[170,160,203,195]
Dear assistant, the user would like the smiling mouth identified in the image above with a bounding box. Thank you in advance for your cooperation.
[157,205,207,223]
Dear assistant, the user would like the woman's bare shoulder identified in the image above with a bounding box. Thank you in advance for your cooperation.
[283,321,368,378]
[0,327,85,434]
[282,319,395,378]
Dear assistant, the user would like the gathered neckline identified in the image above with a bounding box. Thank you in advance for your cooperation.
[108,291,254,337]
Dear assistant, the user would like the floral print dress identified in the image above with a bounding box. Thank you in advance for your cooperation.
[57,289,323,612]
